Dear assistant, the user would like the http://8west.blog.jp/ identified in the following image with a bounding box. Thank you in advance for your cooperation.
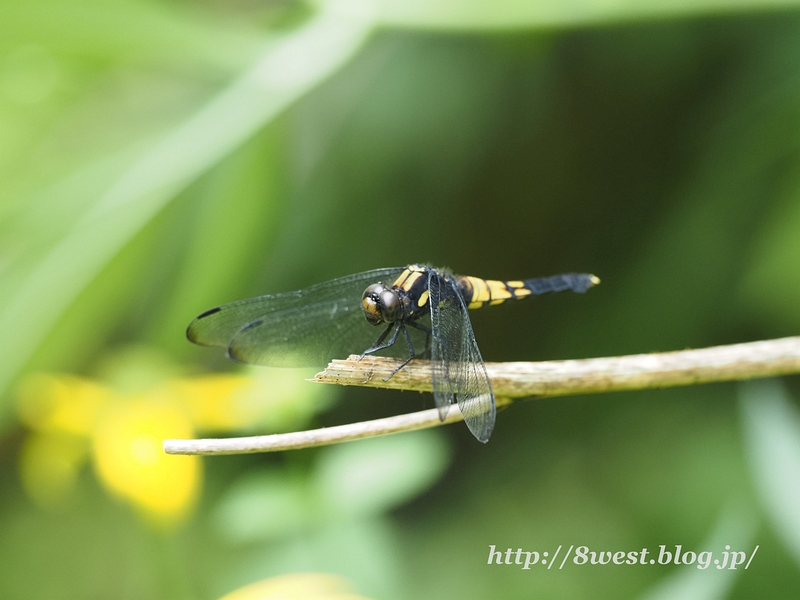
[187,265,599,442]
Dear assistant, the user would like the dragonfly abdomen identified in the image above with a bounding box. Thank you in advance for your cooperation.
[457,273,599,310]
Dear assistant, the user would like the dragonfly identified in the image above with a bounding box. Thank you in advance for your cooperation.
[187,265,599,443]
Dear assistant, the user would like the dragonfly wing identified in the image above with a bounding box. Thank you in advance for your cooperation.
[187,268,406,367]
[428,270,496,443]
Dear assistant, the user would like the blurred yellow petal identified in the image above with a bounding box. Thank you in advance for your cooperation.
[18,431,88,510]
[16,373,111,435]
[91,394,201,527]
[218,573,370,600]
[170,374,255,430]
[172,368,334,433]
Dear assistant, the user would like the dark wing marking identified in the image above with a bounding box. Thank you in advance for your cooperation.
[187,268,406,367]
[428,270,496,443]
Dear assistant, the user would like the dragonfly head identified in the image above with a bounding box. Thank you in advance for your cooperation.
[361,283,402,325]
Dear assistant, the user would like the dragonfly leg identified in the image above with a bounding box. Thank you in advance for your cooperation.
[407,320,431,357]
[385,324,417,381]
[408,320,431,334]
[360,323,400,360]
[361,321,420,381]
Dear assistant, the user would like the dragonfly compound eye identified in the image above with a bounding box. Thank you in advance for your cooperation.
[361,284,385,325]
[379,290,402,322]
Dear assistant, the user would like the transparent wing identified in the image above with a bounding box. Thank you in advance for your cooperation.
[428,270,496,443]
[187,268,406,367]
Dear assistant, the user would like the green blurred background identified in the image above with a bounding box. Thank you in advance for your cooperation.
[2,0,800,598]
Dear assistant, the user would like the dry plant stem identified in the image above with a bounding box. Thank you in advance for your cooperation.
[163,335,800,455]
[162,402,509,455]
[316,336,800,396]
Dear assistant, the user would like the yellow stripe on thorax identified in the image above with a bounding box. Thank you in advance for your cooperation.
[393,265,426,292]
[417,289,430,308]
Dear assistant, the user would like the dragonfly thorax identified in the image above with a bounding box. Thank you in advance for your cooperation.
[361,283,403,326]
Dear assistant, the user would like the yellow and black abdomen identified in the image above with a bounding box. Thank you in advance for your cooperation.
[457,273,599,310]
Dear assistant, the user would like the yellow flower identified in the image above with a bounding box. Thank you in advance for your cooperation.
[91,393,200,528]
[16,373,110,435]
[14,353,335,526]
[218,573,371,600]
[15,374,109,510]
[171,368,332,433]
[15,372,202,527]
[18,431,88,510]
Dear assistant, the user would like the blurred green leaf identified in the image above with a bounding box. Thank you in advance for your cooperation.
[221,368,338,435]
[738,185,800,331]
[213,471,311,544]
[213,430,450,544]
[150,132,289,352]
[0,0,267,70]
[314,429,451,518]
[0,0,272,218]
[369,0,800,30]
[739,379,800,567]
[571,25,800,356]
[637,503,756,600]
[222,518,401,600]
[0,5,376,422]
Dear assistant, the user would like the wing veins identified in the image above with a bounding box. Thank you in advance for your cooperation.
[429,270,496,442]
